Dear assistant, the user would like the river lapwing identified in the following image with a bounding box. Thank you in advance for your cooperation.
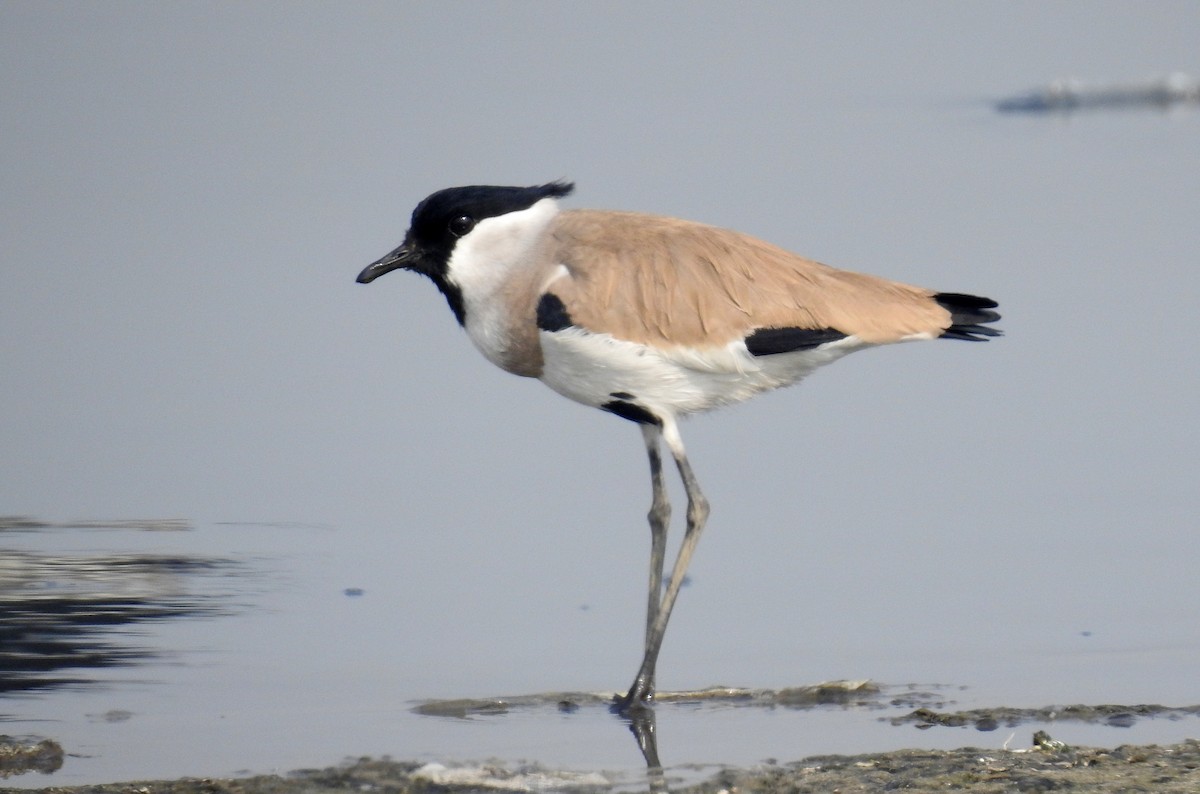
[357,181,1000,711]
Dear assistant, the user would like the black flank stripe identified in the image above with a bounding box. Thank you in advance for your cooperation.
[744,327,847,356]
[602,400,661,426]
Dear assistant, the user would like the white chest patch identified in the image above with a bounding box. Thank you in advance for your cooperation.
[538,327,867,420]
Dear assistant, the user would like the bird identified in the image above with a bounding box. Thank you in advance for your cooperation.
[356,181,1000,713]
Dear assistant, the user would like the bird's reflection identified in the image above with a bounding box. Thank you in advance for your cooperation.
[621,706,667,794]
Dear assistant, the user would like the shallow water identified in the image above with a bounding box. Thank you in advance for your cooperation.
[2,520,1197,787]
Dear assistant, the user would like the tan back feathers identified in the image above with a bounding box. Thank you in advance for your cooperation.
[542,210,953,348]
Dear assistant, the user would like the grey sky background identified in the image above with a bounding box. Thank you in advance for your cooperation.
[3,1,1200,780]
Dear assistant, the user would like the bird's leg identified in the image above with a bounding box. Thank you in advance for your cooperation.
[641,424,670,659]
[620,419,709,710]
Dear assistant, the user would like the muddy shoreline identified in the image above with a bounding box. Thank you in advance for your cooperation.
[8,737,1199,793]
[6,690,1200,791]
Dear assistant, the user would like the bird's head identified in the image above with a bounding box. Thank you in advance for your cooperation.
[356,181,575,286]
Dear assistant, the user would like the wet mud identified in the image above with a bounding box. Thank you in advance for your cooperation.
[7,737,1199,792]
[0,736,64,778]
[894,703,1200,732]
[411,679,916,718]
[8,689,1200,792]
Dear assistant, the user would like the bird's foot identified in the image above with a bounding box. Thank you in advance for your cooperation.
[611,675,655,716]
[610,692,653,716]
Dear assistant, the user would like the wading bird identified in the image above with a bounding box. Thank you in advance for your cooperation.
[356,182,1000,713]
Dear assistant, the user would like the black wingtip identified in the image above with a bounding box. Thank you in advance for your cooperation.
[941,324,1004,341]
[935,293,1003,341]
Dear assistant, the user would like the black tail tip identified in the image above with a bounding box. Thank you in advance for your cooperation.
[935,293,1003,341]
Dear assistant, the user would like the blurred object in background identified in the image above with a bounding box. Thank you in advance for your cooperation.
[997,73,1200,113]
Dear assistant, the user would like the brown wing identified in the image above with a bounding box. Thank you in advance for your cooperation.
[541,209,953,348]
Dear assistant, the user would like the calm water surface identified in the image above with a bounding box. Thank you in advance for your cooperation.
[2,518,1197,787]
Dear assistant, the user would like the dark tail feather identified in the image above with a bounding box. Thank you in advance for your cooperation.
[935,293,1003,341]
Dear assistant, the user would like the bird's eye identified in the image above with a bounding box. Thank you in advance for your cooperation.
[448,215,475,237]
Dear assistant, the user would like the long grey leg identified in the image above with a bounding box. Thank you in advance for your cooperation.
[620,418,710,709]
[641,424,670,657]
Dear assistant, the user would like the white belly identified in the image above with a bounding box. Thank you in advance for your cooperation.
[538,327,866,420]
